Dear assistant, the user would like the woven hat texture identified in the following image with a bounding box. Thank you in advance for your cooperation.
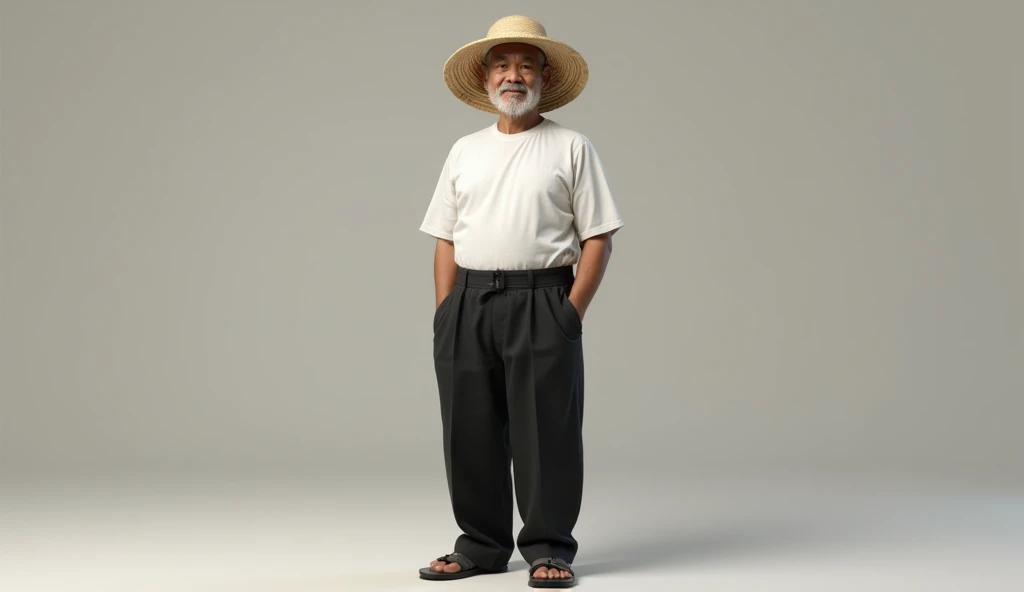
[443,15,588,113]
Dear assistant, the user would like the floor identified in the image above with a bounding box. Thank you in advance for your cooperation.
[2,474,1022,591]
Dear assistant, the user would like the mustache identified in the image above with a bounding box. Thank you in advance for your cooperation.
[498,82,529,93]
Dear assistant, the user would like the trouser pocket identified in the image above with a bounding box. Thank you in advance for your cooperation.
[545,286,582,339]
[433,287,457,332]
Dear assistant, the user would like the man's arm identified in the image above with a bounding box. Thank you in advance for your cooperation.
[568,231,614,321]
[433,238,458,308]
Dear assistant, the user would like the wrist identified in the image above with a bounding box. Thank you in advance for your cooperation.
[569,294,586,318]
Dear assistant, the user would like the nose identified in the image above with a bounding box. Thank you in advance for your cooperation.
[506,71,523,83]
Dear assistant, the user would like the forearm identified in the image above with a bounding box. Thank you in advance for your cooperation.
[433,238,458,308]
[569,232,613,319]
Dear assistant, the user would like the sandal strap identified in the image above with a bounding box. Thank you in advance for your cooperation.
[529,556,573,576]
[436,552,476,571]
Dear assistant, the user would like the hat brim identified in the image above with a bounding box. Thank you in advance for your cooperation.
[443,35,588,114]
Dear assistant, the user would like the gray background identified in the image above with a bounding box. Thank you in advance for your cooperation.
[2,0,1021,491]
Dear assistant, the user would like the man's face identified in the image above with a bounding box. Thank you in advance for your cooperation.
[482,43,550,118]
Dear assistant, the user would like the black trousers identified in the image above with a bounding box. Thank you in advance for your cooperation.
[432,265,585,571]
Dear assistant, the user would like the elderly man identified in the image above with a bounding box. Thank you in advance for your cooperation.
[418,15,623,588]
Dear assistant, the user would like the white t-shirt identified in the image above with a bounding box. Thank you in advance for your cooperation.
[419,118,624,271]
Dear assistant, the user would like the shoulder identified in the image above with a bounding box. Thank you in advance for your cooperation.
[443,125,494,160]
[540,119,595,154]
[455,124,495,148]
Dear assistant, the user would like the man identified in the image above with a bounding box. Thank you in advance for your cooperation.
[417,15,623,588]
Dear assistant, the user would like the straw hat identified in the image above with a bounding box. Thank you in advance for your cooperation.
[443,15,589,114]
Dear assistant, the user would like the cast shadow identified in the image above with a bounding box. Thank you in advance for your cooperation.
[571,516,861,577]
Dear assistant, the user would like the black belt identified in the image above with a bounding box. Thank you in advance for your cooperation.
[455,265,574,290]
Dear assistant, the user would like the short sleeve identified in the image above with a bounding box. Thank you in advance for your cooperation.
[571,138,624,241]
[419,149,458,241]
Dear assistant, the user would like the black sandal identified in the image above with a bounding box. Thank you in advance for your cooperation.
[528,556,576,588]
[418,552,508,581]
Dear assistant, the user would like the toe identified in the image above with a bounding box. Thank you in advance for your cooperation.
[534,567,548,579]
[443,562,462,574]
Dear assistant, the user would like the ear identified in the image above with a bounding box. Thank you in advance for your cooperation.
[478,62,488,84]
[541,63,552,91]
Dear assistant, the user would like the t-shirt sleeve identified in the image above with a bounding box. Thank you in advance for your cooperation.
[419,149,458,241]
[570,138,624,241]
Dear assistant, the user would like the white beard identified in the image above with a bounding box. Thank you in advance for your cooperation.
[487,80,542,119]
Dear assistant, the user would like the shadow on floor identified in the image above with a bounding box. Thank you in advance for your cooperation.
[572,515,861,577]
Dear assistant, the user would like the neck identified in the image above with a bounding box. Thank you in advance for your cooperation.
[496,111,544,134]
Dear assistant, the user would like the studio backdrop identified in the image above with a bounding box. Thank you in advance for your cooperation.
[1,0,1020,490]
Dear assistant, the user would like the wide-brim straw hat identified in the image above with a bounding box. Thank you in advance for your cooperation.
[443,15,589,114]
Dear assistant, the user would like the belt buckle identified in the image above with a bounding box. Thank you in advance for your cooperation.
[490,271,504,291]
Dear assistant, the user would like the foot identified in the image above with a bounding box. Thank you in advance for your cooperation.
[428,557,464,575]
[531,566,573,581]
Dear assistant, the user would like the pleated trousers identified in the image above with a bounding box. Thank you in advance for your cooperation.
[432,265,585,570]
